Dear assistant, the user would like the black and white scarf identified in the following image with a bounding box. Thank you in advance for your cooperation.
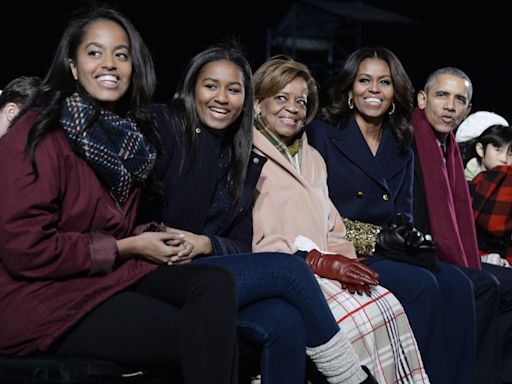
[60,92,156,203]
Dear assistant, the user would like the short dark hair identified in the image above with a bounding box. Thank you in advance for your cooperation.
[424,67,473,102]
[254,55,319,126]
[0,76,41,110]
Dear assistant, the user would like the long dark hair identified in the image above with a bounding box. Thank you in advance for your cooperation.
[320,47,414,154]
[168,43,254,199]
[20,5,160,191]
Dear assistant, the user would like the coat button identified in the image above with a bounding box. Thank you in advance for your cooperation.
[253,157,260,164]
[356,191,364,198]
[382,194,389,201]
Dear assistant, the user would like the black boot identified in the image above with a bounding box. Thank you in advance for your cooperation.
[361,365,378,384]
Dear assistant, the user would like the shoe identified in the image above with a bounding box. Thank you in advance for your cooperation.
[361,365,378,384]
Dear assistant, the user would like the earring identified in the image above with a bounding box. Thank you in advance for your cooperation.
[388,102,396,115]
[254,112,263,125]
[347,96,354,110]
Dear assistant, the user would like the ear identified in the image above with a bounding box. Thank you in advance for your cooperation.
[417,91,427,109]
[69,58,78,81]
[254,98,262,115]
[464,103,472,119]
[348,91,353,99]
[4,102,19,122]
[475,142,484,159]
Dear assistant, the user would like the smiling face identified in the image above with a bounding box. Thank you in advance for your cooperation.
[255,76,308,145]
[194,59,245,131]
[417,73,472,140]
[350,58,394,123]
[69,19,132,112]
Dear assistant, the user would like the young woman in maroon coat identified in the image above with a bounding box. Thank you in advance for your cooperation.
[0,7,239,383]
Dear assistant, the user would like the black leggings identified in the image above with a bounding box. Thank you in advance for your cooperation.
[55,264,238,384]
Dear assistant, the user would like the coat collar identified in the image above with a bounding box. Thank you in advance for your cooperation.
[253,127,311,190]
[328,118,406,190]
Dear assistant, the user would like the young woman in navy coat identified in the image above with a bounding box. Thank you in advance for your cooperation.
[306,47,476,384]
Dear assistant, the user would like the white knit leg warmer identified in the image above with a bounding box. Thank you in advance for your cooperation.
[306,329,368,384]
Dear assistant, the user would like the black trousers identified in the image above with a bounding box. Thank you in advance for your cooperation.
[54,264,238,384]
[458,265,501,384]
[481,263,512,382]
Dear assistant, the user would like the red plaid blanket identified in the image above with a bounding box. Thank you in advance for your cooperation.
[470,165,512,263]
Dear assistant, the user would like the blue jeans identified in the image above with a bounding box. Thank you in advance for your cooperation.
[194,252,341,384]
[367,258,475,384]
[238,298,306,383]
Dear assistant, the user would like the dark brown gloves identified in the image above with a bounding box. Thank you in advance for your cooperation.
[305,249,379,295]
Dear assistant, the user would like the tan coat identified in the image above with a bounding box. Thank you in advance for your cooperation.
[252,127,356,257]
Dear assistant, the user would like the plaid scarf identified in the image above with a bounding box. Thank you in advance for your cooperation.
[470,165,512,262]
[254,113,302,172]
[60,92,156,203]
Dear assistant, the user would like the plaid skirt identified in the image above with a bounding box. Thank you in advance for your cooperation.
[316,276,430,384]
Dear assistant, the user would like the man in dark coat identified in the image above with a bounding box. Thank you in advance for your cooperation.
[412,66,512,384]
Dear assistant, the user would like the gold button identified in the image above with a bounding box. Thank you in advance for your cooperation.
[356,191,364,198]
[195,127,201,134]
[382,194,389,201]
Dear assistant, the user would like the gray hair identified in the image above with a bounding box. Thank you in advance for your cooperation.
[424,67,473,102]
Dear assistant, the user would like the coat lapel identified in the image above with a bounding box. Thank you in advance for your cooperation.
[252,128,310,189]
[329,119,404,192]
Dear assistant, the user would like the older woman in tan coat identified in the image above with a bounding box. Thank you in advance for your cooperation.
[251,55,429,383]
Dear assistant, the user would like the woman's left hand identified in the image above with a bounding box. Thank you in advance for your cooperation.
[165,227,213,262]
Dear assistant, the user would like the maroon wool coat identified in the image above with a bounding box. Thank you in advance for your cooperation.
[0,110,157,355]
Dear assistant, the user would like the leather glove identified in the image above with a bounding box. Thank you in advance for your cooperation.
[306,249,379,295]
[377,213,436,254]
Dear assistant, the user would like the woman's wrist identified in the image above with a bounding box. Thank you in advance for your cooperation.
[199,235,213,255]
[116,236,138,261]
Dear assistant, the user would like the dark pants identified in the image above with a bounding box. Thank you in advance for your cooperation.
[368,258,475,384]
[458,265,501,384]
[481,263,512,382]
[54,264,238,384]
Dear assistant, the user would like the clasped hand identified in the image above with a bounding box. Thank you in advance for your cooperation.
[127,222,213,265]
[130,230,193,265]
[124,222,190,264]
[306,249,379,295]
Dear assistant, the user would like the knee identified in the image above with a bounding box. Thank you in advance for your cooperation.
[201,265,237,297]
[479,271,500,298]
[257,252,314,281]
[402,269,440,305]
[470,270,500,305]
[439,263,476,297]
[373,260,440,301]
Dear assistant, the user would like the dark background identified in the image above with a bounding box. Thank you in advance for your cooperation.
[2,1,508,121]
